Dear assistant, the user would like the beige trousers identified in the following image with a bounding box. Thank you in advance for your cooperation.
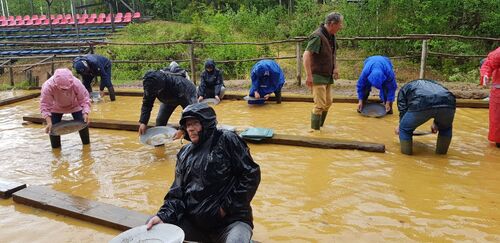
[312,84,332,115]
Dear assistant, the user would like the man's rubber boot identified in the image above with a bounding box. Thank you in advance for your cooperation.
[49,135,61,149]
[311,113,321,130]
[276,91,282,104]
[435,135,452,154]
[108,86,116,101]
[320,111,328,127]
[400,140,413,155]
[496,143,500,148]
[79,127,90,145]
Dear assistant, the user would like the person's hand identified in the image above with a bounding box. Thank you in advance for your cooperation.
[385,102,391,112]
[146,215,163,230]
[173,130,184,140]
[215,96,220,102]
[357,100,363,113]
[219,207,226,218]
[264,94,270,100]
[83,113,89,124]
[431,122,438,133]
[306,76,313,88]
[394,126,400,135]
[333,68,339,80]
[254,91,260,99]
[45,123,52,134]
[198,96,204,102]
[480,75,489,86]
[138,123,147,136]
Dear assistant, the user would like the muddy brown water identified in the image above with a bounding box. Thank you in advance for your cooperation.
[1,94,499,242]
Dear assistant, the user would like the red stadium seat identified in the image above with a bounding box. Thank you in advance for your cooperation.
[90,13,97,19]
[0,16,5,21]
[124,12,132,18]
[52,18,60,25]
[8,20,17,26]
[24,19,34,26]
[115,12,123,19]
[82,13,89,19]
[31,15,39,20]
[114,17,122,23]
[42,19,50,25]
[60,18,68,25]
[132,12,141,19]
[50,14,55,20]
[86,17,95,24]
[1,20,8,27]
[95,17,104,24]
[122,16,132,23]
[23,15,30,20]
[78,18,86,24]
[8,16,14,21]
[65,14,72,20]
[98,13,106,19]
[39,15,46,20]
[33,19,42,26]
[15,15,22,21]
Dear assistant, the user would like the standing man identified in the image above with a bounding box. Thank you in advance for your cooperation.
[73,54,116,101]
[138,70,197,136]
[396,79,456,155]
[303,12,343,130]
[356,55,397,113]
[480,47,500,148]
[146,103,261,242]
[248,59,286,104]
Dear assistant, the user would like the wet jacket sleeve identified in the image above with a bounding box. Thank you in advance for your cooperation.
[157,150,186,224]
[214,71,224,97]
[383,72,397,102]
[74,80,91,114]
[139,92,156,125]
[220,134,261,215]
[480,48,500,80]
[198,72,207,97]
[40,83,54,119]
[356,65,371,100]
[249,68,259,96]
[397,86,408,121]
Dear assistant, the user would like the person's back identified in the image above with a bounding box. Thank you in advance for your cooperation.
[398,79,455,116]
[249,59,285,103]
[397,79,456,155]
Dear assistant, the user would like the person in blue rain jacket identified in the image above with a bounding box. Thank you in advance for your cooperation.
[249,59,286,104]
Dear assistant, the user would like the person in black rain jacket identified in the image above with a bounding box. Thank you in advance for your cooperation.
[146,103,261,243]
[198,59,225,103]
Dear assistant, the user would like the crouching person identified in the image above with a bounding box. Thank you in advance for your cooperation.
[396,79,456,155]
[146,103,261,243]
[40,68,91,148]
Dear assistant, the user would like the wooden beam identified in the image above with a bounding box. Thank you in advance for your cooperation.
[0,180,26,199]
[243,134,385,153]
[23,115,385,152]
[12,186,149,231]
[0,93,40,106]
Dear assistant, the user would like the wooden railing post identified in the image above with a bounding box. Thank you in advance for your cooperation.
[295,40,302,86]
[51,56,55,75]
[189,40,196,84]
[419,39,429,79]
[9,66,14,86]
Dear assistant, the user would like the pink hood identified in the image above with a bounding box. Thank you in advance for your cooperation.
[40,68,91,118]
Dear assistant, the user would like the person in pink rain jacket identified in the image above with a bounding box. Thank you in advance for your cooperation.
[40,68,91,148]
[480,47,500,148]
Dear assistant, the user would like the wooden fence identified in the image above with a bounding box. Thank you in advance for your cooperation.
[0,34,498,87]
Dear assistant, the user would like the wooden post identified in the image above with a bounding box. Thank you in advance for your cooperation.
[51,56,55,75]
[189,41,196,84]
[9,66,14,86]
[419,39,428,79]
[295,40,302,86]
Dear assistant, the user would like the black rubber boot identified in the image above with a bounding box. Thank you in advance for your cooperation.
[496,143,500,148]
[435,135,452,154]
[108,86,116,101]
[79,127,90,145]
[320,111,328,127]
[275,90,282,104]
[400,140,413,155]
[311,113,321,130]
[49,135,61,149]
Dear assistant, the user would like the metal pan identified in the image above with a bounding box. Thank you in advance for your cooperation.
[200,98,220,105]
[360,103,387,118]
[139,126,178,146]
[50,120,87,136]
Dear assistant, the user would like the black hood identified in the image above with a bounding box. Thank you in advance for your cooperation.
[143,70,167,97]
[204,59,216,72]
[179,103,217,143]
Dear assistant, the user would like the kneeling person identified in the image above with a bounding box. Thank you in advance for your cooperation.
[249,59,285,103]
[396,79,456,155]
[146,103,261,242]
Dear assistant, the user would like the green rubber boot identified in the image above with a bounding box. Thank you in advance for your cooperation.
[311,113,321,130]
[320,111,328,127]
[400,140,413,155]
[435,135,452,154]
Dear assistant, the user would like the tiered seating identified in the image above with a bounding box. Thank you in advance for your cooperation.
[0,12,141,27]
[0,25,123,34]
[0,48,82,56]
